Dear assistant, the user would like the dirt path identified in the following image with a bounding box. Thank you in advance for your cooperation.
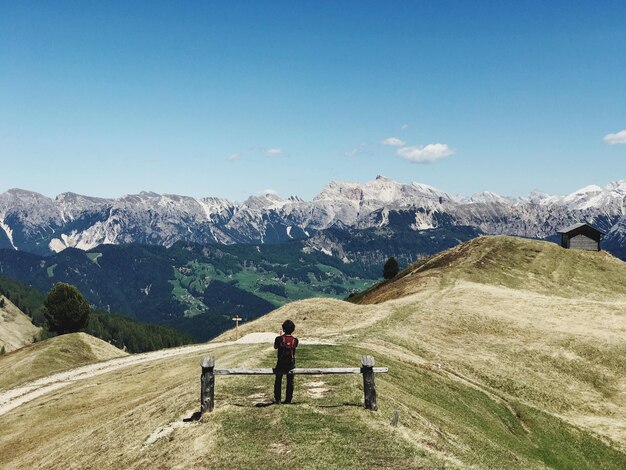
[0,332,334,418]
[0,341,229,418]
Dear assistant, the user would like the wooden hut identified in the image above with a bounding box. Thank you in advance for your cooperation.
[557,223,605,251]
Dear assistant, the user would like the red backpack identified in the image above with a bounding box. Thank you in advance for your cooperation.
[280,335,297,364]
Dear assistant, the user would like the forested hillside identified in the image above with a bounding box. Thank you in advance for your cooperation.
[0,241,378,340]
[0,275,192,352]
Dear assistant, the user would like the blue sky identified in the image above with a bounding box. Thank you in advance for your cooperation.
[1,1,625,201]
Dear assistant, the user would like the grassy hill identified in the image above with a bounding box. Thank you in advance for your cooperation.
[0,295,41,353]
[0,236,624,468]
[0,332,127,391]
[350,235,626,304]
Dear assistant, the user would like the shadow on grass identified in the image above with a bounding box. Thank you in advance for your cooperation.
[228,401,362,409]
[250,401,363,408]
[254,401,277,408]
[183,411,203,422]
[317,402,361,408]
[226,401,276,408]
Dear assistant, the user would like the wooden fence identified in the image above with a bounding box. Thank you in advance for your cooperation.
[200,355,388,413]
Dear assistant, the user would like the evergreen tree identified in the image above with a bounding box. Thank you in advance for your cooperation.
[44,283,91,334]
[383,257,400,280]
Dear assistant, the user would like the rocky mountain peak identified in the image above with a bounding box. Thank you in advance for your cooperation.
[0,177,624,260]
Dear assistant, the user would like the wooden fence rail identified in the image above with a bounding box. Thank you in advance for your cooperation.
[200,355,387,413]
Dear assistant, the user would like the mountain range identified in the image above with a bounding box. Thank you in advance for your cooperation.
[1,176,625,260]
[1,175,624,341]
[0,176,626,261]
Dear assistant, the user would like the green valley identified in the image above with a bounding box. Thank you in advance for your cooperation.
[0,241,377,341]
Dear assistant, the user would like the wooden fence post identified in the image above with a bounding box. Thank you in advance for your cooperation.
[201,356,215,413]
[361,355,377,411]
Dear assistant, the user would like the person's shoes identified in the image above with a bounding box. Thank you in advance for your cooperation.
[273,399,281,405]
[281,400,292,404]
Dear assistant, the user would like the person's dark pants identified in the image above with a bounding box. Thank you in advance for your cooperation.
[274,369,294,403]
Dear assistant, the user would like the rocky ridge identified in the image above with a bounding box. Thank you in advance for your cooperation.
[0,176,624,259]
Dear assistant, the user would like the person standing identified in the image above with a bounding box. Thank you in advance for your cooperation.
[274,320,298,404]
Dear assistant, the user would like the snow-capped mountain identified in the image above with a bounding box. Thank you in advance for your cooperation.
[0,176,625,259]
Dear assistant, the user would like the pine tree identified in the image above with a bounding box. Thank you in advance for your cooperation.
[44,283,91,334]
[383,257,400,280]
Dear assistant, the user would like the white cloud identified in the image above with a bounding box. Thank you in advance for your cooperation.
[260,188,278,195]
[396,143,455,163]
[227,153,240,161]
[265,148,283,157]
[400,124,409,130]
[344,143,367,157]
[603,130,626,144]
[381,137,406,147]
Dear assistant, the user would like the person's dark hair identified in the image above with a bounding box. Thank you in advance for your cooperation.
[282,319,295,335]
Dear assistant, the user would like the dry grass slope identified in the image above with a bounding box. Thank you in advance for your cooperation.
[0,236,624,469]
[348,236,626,443]
[0,332,127,391]
[352,235,626,304]
[0,295,41,353]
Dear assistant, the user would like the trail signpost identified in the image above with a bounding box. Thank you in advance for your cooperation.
[232,316,242,340]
